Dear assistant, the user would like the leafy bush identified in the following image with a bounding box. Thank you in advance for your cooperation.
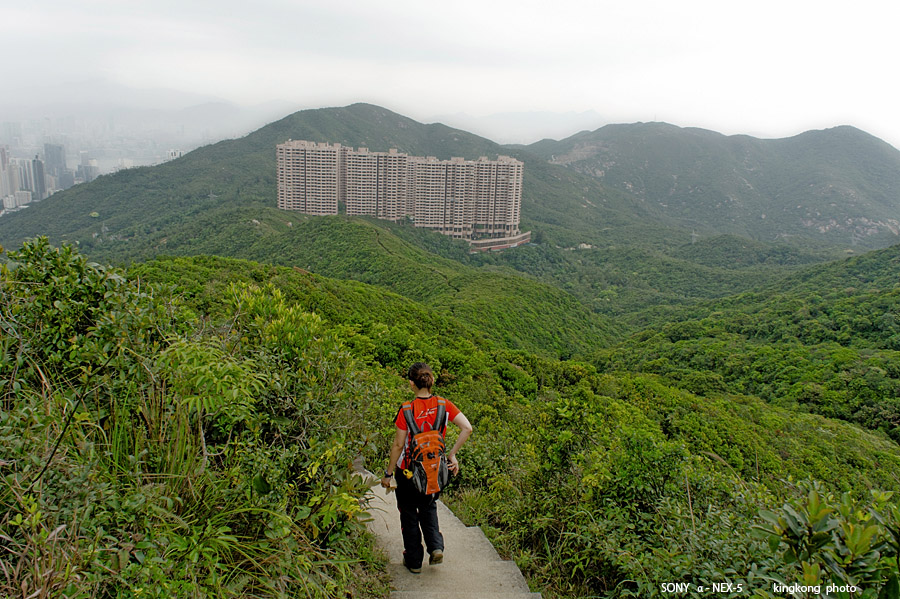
[752,482,899,598]
[10,242,896,598]
[0,239,392,598]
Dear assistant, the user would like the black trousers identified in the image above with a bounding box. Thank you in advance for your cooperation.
[395,471,444,567]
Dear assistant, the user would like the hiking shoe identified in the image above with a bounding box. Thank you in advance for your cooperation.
[403,560,422,574]
[429,549,444,565]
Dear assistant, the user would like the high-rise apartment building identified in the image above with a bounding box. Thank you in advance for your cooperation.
[43,143,67,177]
[344,147,408,221]
[276,140,528,250]
[276,140,341,215]
[31,157,46,201]
[0,146,9,198]
[14,190,32,207]
[473,156,523,239]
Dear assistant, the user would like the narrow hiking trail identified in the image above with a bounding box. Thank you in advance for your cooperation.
[364,479,543,599]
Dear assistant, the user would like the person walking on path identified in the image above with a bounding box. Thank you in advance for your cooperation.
[380,362,473,573]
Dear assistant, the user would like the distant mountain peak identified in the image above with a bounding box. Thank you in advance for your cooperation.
[528,122,900,248]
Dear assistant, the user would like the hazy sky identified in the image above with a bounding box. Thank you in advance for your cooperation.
[6,0,900,147]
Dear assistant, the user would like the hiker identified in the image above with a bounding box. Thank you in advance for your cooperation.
[380,362,473,573]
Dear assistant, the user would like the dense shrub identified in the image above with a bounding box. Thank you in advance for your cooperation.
[0,239,394,598]
[7,242,896,598]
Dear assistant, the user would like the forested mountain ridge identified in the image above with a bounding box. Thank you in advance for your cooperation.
[2,102,884,324]
[3,102,900,598]
[0,103,679,254]
[528,123,900,248]
[7,103,890,263]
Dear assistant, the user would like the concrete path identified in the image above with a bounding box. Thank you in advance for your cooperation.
[361,473,542,599]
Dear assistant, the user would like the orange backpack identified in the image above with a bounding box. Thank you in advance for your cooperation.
[401,397,450,495]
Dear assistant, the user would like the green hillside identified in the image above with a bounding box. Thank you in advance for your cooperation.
[0,103,681,254]
[598,243,900,442]
[529,123,900,248]
[0,102,736,330]
[0,103,859,322]
[124,213,619,357]
[4,104,900,598]
[465,240,832,319]
[4,240,898,598]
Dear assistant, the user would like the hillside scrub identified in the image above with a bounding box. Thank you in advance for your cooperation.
[0,239,395,598]
[132,252,900,598]
[114,216,620,357]
[590,243,900,447]
[3,241,899,598]
[441,358,900,598]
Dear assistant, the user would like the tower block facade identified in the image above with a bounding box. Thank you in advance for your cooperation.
[277,140,529,250]
[276,140,341,215]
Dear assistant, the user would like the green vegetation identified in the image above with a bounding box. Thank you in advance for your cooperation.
[0,239,395,597]
[3,103,900,597]
[8,104,900,258]
[597,244,900,443]
[122,215,618,357]
[3,240,899,597]
[528,123,900,249]
[0,104,699,260]
[1,102,870,323]
[466,241,816,318]
[131,248,900,598]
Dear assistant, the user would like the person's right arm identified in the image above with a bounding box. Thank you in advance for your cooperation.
[447,412,473,475]
[381,427,408,488]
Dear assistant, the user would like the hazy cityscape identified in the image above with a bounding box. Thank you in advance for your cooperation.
[0,113,195,216]
[0,86,602,221]
[0,87,297,218]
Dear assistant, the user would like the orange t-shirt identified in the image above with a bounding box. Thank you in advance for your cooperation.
[394,395,460,469]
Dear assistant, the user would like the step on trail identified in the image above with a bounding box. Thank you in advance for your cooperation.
[362,475,542,599]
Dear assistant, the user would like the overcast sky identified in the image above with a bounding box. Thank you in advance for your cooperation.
[5,0,900,147]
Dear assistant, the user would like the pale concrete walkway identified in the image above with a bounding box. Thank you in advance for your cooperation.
[362,474,542,599]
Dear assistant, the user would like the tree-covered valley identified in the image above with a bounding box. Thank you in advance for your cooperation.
[2,104,899,598]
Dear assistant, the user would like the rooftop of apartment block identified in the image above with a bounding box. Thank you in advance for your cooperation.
[279,139,521,165]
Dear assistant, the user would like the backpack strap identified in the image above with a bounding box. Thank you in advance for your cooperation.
[401,401,420,436]
[434,397,447,434]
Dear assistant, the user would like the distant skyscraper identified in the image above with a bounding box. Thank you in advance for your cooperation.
[344,147,408,221]
[77,161,100,183]
[31,156,46,200]
[14,190,32,207]
[276,140,528,249]
[0,146,9,197]
[18,159,33,193]
[58,171,75,190]
[43,143,66,177]
[4,160,21,197]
